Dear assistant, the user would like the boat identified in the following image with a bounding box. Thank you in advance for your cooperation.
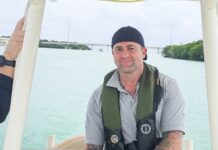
[3,0,218,150]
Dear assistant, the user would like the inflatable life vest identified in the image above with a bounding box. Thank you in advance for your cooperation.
[101,63,163,150]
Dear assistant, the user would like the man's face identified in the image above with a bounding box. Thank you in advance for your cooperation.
[112,41,147,74]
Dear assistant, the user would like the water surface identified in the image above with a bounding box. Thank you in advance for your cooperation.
[0,47,210,149]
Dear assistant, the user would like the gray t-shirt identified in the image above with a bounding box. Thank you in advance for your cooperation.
[85,70,185,145]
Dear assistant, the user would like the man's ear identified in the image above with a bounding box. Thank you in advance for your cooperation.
[142,47,147,60]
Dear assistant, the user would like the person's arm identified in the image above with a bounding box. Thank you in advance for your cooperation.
[0,74,13,123]
[0,17,25,78]
[155,75,185,150]
[85,86,104,150]
[155,131,183,150]
[0,17,25,123]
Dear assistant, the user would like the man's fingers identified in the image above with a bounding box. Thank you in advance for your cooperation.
[15,17,26,31]
[13,37,24,42]
[13,30,25,36]
[11,34,24,42]
[9,30,25,44]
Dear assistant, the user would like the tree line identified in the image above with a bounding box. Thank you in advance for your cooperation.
[39,39,91,50]
[162,40,204,61]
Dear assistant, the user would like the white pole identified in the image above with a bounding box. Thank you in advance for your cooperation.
[184,140,193,150]
[47,135,56,150]
[200,0,218,150]
[217,1,218,20]
[3,0,46,150]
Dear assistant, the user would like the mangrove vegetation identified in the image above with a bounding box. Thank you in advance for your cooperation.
[39,39,91,50]
[162,40,204,61]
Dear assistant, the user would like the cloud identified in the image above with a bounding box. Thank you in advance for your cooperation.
[0,0,202,47]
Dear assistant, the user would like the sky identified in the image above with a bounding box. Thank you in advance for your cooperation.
[0,0,202,47]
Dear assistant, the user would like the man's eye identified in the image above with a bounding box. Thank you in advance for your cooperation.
[115,48,122,52]
[128,47,135,51]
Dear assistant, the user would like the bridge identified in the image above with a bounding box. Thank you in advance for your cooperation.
[0,37,164,53]
[40,41,164,53]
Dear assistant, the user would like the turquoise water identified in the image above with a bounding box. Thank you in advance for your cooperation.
[0,46,210,149]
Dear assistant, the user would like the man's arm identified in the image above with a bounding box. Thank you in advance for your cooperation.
[0,74,13,123]
[0,17,25,123]
[155,131,183,150]
[85,144,103,150]
[0,17,25,78]
[85,87,105,150]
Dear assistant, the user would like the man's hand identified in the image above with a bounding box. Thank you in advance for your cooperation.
[155,131,183,150]
[0,17,25,78]
[4,17,25,61]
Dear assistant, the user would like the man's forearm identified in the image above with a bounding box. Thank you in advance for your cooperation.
[0,74,13,123]
[85,144,103,150]
[155,131,183,150]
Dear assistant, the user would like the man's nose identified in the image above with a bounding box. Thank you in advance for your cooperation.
[121,49,130,57]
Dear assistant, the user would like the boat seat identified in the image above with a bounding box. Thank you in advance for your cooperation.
[51,136,85,150]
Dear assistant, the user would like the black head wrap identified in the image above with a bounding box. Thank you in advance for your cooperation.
[111,26,147,60]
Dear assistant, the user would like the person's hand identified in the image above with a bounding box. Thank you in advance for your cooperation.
[4,17,26,61]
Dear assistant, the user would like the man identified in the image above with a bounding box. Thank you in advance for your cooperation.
[0,17,25,123]
[85,26,185,150]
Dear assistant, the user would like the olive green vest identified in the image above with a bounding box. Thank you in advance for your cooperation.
[101,63,162,150]
[102,63,157,129]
